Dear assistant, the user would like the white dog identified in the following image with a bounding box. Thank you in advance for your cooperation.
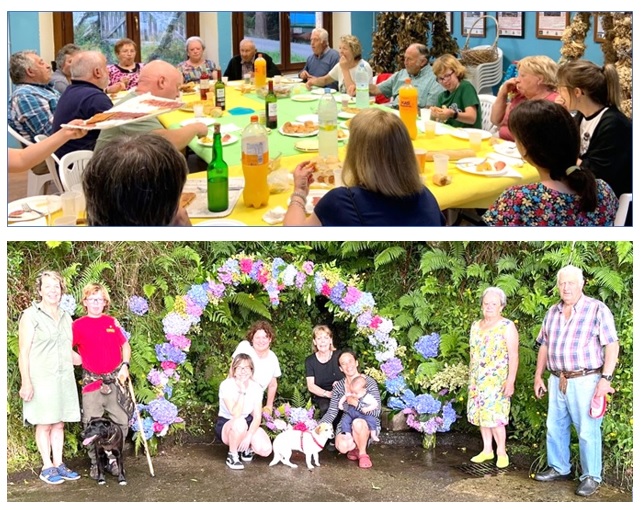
[269,422,334,469]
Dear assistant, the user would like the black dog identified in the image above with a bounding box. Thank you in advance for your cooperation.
[81,417,127,485]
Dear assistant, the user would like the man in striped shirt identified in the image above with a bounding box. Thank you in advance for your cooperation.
[533,265,619,497]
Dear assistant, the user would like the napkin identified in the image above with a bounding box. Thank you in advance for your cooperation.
[227,107,255,115]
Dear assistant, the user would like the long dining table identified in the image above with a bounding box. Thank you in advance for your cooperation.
[158,80,539,226]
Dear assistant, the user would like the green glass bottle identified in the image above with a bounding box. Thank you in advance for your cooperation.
[207,123,229,212]
[265,79,278,129]
[215,67,226,110]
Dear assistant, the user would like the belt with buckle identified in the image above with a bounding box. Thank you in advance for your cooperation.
[550,368,602,394]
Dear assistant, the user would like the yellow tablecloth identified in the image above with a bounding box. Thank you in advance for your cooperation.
[50,83,534,227]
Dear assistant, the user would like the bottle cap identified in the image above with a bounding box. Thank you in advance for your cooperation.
[250,115,258,122]
[405,78,411,84]
[213,123,221,133]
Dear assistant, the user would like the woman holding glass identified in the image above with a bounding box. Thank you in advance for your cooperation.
[106,38,145,93]
[467,287,519,469]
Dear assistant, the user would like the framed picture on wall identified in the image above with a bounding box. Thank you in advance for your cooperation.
[461,11,486,38]
[497,11,524,38]
[536,11,570,39]
[594,14,606,42]
[445,12,453,34]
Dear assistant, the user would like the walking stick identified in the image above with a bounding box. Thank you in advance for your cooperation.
[126,377,155,477]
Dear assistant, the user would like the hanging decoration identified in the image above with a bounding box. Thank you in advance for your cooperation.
[559,12,591,61]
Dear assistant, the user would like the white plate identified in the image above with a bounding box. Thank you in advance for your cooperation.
[195,219,247,226]
[279,123,319,138]
[294,140,319,152]
[180,117,218,127]
[337,110,358,119]
[455,157,508,177]
[8,195,61,223]
[493,141,522,159]
[291,94,318,102]
[450,128,492,140]
[197,134,239,147]
[281,77,303,84]
[220,124,242,134]
[295,114,319,124]
[338,121,351,130]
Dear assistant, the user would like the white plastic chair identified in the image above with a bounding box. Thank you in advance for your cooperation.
[466,46,504,95]
[477,94,498,134]
[614,193,632,226]
[9,126,55,196]
[58,150,94,192]
[34,134,64,194]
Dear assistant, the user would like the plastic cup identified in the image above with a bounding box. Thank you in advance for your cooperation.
[53,215,77,226]
[193,104,204,118]
[424,120,436,139]
[61,191,79,217]
[333,168,344,187]
[414,148,427,173]
[433,153,449,178]
[420,108,432,123]
[71,183,86,219]
[46,195,61,226]
[273,75,282,85]
[222,76,229,85]
[257,111,266,126]
[469,131,482,152]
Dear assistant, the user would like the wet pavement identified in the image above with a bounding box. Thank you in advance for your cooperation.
[5,432,631,503]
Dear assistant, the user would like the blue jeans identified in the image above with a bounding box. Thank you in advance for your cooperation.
[546,373,603,481]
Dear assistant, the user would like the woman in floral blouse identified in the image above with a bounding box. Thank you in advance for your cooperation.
[483,100,617,226]
[176,36,216,83]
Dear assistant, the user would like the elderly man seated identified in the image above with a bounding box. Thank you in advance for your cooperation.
[52,50,113,159]
[95,60,208,152]
[83,133,191,226]
[223,38,280,81]
[299,28,339,90]
[369,43,443,108]
[49,43,81,94]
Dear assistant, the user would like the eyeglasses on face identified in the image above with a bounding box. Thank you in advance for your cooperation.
[436,71,455,83]
[85,298,105,304]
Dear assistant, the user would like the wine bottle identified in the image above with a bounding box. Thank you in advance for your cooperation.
[265,79,278,129]
[207,123,229,212]
[199,71,209,101]
[215,68,226,110]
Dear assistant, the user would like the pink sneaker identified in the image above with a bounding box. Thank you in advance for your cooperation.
[589,395,607,418]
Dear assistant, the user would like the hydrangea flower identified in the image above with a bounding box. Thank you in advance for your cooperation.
[128,295,149,316]
[187,285,209,309]
[147,397,179,426]
[385,375,407,395]
[59,294,77,316]
[381,357,404,379]
[302,261,314,275]
[415,333,441,360]
[162,312,192,336]
[155,342,187,364]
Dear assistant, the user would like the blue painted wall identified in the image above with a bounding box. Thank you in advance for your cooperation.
[8,12,41,54]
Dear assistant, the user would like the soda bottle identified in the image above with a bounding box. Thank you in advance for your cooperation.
[241,115,270,208]
[355,62,369,109]
[317,88,338,159]
[399,78,418,140]
[265,79,278,129]
[207,124,229,212]
[199,70,209,101]
[254,53,267,89]
[215,68,226,110]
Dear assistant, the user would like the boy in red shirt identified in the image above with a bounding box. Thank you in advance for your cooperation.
[72,283,131,479]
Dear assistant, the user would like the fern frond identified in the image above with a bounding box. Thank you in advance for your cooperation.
[227,292,272,319]
[587,266,625,297]
[374,246,407,269]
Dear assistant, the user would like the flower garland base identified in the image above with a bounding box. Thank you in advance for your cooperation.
[422,432,436,450]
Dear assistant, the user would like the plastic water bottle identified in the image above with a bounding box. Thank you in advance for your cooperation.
[399,78,418,140]
[241,115,270,208]
[355,62,369,109]
[317,88,338,160]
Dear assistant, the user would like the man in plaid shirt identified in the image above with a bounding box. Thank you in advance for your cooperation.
[533,264,619,497]
[9,50,60,143]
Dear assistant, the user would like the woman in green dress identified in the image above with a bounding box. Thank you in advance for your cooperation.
[18,271,81,484]
[467,287,519,469]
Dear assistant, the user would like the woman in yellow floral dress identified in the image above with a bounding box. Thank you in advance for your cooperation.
[467,287,519,468]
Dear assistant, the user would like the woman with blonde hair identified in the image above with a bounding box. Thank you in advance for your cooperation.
[491,55,560,141]
[306,34,373,95]
[284,109,445,226]
[556,59,631,200]
[430,54,481,128]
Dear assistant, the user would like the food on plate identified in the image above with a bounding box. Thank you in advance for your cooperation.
[493,160,506,171]
[306,156,342,186]
[85,111,148,125]
[180,192,196,208]
[337,129,347,139]
[476,160,493,172]
[282,121,318,134]
[9,210,24,218]
[341,106,361,115]
[432,174,452,186]
[426,149,475,161]
[180,82,196,93]
[238,83,254,94]
[488,136,502,146]
[199,133,232,145]
[141,98,184,109]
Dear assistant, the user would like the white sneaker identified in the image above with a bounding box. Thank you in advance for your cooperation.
[226,453,244,470]
[240,449,255,462]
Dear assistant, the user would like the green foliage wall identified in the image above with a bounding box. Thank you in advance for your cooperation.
[6,241,632,486]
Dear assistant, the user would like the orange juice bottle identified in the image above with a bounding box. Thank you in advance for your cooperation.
[241,115,270,208]
[254,53,267,89]
[399,78,418,140]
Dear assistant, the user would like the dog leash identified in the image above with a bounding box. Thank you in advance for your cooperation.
[300,430,325,450]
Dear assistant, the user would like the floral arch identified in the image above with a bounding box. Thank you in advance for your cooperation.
[127,255,457,443]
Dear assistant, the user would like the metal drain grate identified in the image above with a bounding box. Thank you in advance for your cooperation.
[456,462,504,477]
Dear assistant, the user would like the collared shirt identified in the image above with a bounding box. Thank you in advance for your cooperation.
[8,83,60,142]
[378,65,444,108]
[303,47,340,89]
[536,294,618,372]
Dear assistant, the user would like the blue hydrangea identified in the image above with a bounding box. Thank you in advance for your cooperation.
[187,285,209,309]
[329,281,347,305]
[385,375,407,395]
[356,311,373,329]
[127,295,149,316]
[314,273,326,294]
[387,397,407,411]
[282,264,298,286]
[414,393,441,415]
[162,312,192,336]
[147,397,178,426]
[414,333,441,359]
[381,357,404,379]
[59,294,77,316]
[439,401,457,432]
[155,342,187,364]
[288,407,310,424]
[131,415,154,440]
[272,257,286,278]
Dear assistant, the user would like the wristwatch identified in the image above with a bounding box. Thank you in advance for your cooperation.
[452,109,458,120]
[121,361,130,369]
[601,374,613,382]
